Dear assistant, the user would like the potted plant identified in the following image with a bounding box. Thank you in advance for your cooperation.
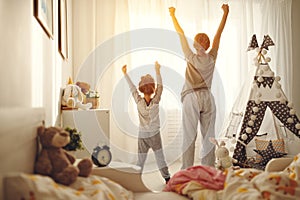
[63,127,84,151]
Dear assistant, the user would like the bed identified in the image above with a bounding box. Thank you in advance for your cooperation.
[0,107,187,200]
[1,107,300,200]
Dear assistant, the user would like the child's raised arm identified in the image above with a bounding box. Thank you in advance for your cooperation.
[122,64,142,103]
[155,61,160,75]
[122,65,127,74]
[152,61,163,102]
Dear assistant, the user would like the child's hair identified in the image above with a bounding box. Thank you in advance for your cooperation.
[194,33,210,50]
[138,74,155,95]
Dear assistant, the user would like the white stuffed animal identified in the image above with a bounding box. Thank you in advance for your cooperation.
[62,84,92,110]
[209,137,237,170]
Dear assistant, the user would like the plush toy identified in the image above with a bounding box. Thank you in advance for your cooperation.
[34,126,93,185]
[76,81,90,95]
[61,83,92,110]
[209,137,237,171]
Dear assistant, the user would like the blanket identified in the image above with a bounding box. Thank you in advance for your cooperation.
[4,173,133,200]
[223,153,300,200]
[223,168,300,200]
[165,153,300,200]
[164,165,226,199]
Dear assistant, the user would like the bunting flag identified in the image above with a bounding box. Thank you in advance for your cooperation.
[247,34,259,51]
[247,34,275,51]
[261,35,275,50]
[254,76,275,88]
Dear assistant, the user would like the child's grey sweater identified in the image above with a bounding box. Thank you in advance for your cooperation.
[124,73,162,138]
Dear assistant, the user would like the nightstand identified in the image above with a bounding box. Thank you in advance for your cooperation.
[61,109,110,158]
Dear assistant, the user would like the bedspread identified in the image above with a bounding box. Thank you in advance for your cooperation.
[164,153,300,200]
[223,167,300,200]
[4,173,133,200]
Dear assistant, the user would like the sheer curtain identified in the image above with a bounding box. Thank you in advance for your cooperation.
[81,0,293,165]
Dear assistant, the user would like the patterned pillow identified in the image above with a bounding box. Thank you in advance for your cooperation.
[255,138,286,163]
[253,140,287,166]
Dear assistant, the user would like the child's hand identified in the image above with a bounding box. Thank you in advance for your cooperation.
[169,7,175,16]
[155,61,160,73]
[122,65,127,74]
[222,4,229,14]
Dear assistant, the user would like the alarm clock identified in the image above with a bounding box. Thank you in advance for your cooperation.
[91,145,112,167]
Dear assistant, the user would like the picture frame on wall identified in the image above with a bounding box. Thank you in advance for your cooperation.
[59,0,68,59]
[34,0,54,39]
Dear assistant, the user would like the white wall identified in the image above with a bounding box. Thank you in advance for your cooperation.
[0,0,73,126]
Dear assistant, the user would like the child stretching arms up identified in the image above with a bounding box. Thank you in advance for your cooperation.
[122,61,171,183]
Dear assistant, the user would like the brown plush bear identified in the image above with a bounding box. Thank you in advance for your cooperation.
[76,81,90,95]
[34,126,93,185]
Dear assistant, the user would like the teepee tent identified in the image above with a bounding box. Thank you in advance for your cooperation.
[224,35,300,165]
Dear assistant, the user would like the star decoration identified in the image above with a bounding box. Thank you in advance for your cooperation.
[253,140,287,166]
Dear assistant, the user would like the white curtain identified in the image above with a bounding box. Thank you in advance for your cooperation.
[79,0,293,165]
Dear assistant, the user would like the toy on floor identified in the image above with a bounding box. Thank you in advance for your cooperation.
[210,137,237,170]
[34,125,93,185]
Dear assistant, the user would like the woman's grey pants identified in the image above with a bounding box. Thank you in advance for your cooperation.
[181,90,216,169]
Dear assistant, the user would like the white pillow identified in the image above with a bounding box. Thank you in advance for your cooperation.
[4,173,133,200]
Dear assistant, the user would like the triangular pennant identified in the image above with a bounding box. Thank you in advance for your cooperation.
[254,77,275,88]
[266,77,275,88]
[261,35,275,50]
[261,78,268,88]
[247,34,259,51]
[254,76,263,87]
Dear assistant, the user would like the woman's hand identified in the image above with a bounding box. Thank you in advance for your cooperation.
[222,4,229,15]
[169,7,175,16]
[122,65,127,74]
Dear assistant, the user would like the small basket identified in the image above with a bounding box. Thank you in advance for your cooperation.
[86,97,100,109]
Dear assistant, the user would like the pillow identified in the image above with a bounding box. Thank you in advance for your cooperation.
[254,138,286,163]
[253,140,287,167]
[3,173,133,200]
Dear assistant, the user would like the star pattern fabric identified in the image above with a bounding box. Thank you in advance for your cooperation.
[261,35,275,50]
[233,100,300,165]
[247,34,259,51]
[233,35,300,167]
[254,76,275,88]
[253,140,287,166]
[269,101,300,136]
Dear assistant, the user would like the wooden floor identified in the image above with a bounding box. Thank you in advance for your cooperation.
[141,160,179,191]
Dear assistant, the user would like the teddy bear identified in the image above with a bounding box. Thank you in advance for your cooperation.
[76,81,90,95]
[34,125,93,185]
[61,83,92,110]
[209,137,237,171]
